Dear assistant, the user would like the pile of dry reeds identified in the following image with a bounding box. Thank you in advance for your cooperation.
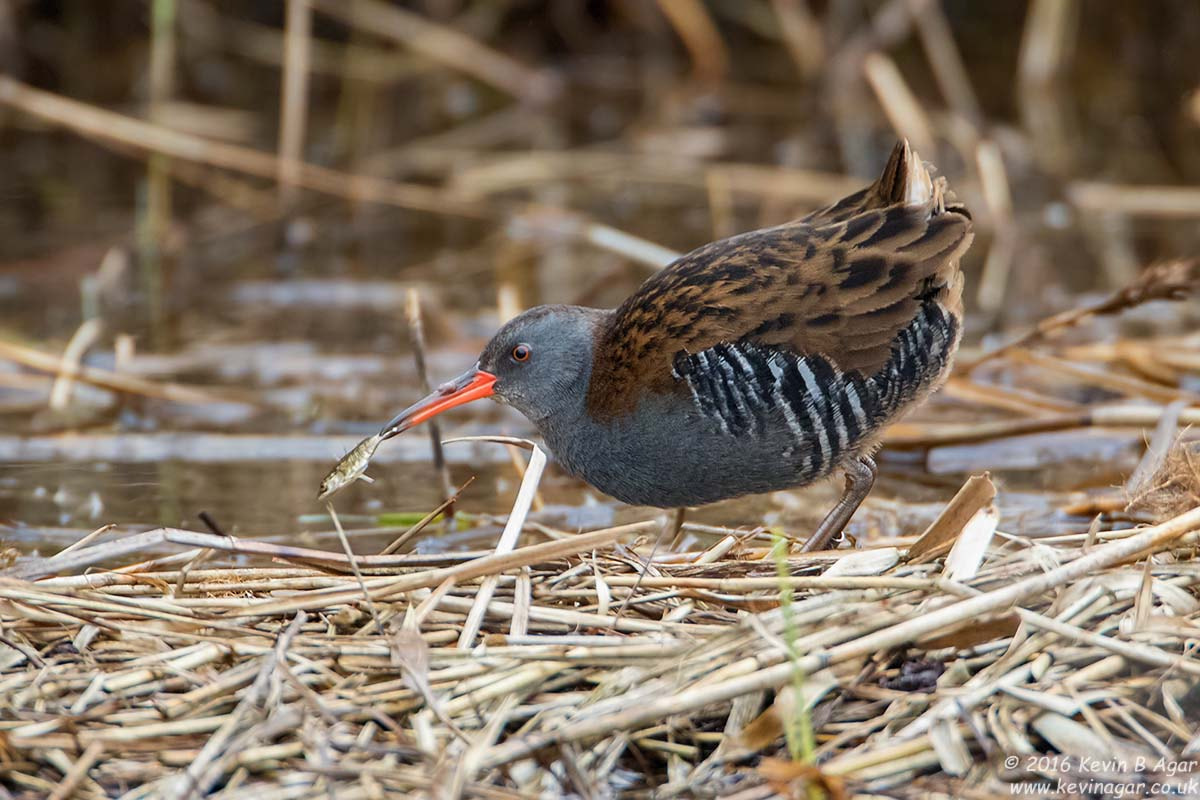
[3,453,1200,798]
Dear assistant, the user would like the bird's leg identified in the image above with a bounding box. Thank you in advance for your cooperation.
[799,455,878,553]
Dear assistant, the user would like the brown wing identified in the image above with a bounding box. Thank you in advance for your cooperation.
[586,141,973,419]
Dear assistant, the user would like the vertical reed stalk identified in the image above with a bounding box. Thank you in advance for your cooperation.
[405,289,455,525]
[279,0,312,207]
[140,0,176,347]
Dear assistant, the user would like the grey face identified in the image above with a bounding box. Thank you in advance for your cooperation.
[478,305,606,424]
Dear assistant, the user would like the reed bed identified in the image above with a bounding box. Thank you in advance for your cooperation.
[3,425,1200,797]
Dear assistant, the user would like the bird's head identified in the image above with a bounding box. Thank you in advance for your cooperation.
[379,305,607,439]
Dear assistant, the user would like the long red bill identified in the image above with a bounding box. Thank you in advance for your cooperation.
[379,367,497,439]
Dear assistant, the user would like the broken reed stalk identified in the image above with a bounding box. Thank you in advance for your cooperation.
[452,437,547,648]
[405,289,455,516]
[47,318,104,411]
[379,477,474,555]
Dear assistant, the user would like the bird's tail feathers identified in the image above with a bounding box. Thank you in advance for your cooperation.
[876,139,957,216]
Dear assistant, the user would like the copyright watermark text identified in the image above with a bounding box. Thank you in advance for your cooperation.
[1004,755,1200,797]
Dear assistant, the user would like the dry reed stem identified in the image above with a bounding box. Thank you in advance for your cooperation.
[0,75,485,218]
[1010,349,1199,405]
[1019,0,1077,85]
[862,51,936,159]
[48,318,104,411]
[5,527,477,582]
[232,522,658,619]
[277,0,311,206]
[771,0,823,79]
[655,0,731,83]
[380,478,474,556]
[884,404,1200,448]
[456,439,546,649]
[1124,400,1188,495]
[0,338,240,407]
[447,150,859,202]
[965,258,1200,369]
[177,0,425,83]
[940,377,1082,415]
[910,0,981,125]
[311,0,559,104]
[1069,181,1200,217]
[404,289,454,511]
[974,139,1017,313]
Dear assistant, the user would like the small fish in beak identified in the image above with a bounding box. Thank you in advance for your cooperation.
[317,433,380,501]
[316,367,496,501]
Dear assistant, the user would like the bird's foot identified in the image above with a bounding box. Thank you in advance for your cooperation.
[799,455,877,553]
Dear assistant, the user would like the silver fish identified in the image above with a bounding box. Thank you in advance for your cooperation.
[318,433,381,501]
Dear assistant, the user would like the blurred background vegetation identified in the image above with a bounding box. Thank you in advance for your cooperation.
[1,0,1198,548]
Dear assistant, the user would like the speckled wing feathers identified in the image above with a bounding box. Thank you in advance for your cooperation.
[586,140,973,424]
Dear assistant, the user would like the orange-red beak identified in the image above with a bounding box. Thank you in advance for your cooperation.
[379,366,497,439]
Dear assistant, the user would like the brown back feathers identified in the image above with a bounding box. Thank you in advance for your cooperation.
[587,140,973,420]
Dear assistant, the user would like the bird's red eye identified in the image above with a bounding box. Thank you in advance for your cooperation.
[511,344,532,362]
